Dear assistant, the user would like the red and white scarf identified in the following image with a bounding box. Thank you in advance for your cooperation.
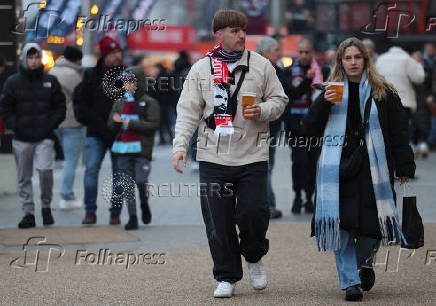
[206,43,243,136]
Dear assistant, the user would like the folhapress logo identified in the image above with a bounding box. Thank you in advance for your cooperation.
[9,236,65,272]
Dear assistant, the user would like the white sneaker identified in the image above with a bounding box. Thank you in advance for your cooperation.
[246,260,267,290]
[213,281,235,298]
[418,142,429,158]
[59,199,83,210]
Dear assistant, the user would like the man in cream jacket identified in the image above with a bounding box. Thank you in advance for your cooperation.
[376,45,425,112]
[172,10,288,298]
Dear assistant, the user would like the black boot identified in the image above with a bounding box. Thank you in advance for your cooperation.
[269,207,283,219]
[138,183,152,224]
[345,285,363,301]
[291,192,302,214]
[82,212,97,224]
[125,215,139,230]
[359,268,375,291]
[18,214,36,229]
[305,199,314,214]
[42,208,54,226]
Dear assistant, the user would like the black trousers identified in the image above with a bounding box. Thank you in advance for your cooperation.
[291,144,320,197]
[284,114,320,198]
[199,161,269,283]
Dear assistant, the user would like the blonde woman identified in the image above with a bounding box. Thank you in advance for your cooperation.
[303,37,415,301]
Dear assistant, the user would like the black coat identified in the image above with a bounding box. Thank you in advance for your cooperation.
[283,62,313,136]
[0,66,66,142]
[303,88,416,238]
[269,64,291,132]
[78,59,122,146]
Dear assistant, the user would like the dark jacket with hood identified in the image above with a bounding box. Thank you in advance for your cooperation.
[107,66,160,160]
[0,43,66,142]
[78,58,123,146]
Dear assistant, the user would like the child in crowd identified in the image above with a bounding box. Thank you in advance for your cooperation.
[108,67,160,230]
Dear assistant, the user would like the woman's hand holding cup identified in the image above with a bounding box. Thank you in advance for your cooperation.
[324,82,344,104]
[324,85,338,103]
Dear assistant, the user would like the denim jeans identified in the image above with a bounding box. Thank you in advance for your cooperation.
[83,137,119,213]
[334,229,381,289]
[116,156,151,216]
[55,127,85,200]
[189,128,199,162]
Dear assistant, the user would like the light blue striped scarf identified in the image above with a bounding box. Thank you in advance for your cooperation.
[315,70,406,251]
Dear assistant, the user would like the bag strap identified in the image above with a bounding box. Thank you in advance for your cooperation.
[358,98,372,146]
[362,98,372,130]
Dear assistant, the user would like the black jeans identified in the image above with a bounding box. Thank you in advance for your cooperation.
[199,161,269,283]
[291,144,320,197]
[285,114,320,198]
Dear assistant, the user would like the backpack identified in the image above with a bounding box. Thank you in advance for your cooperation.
[72,82,87,124]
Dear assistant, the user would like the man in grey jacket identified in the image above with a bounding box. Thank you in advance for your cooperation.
[49,46,84,210]
[173,10,288,298]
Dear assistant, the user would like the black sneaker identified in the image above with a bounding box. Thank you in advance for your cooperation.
[109,213,121,225]
[305,199,314,214]
[359,268,375,291]
[18,214,36,229]
[125,215,139,230]
[141,202,152,224]
[269,207,283,219]
[42,208,54,226]
[345,285,363,301]
[291,196,302,214]
[82,212,97,225]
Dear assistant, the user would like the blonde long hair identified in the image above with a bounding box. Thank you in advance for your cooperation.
[328,37,396,100]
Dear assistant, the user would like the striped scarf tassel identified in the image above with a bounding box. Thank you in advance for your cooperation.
[315,218,341,252]
[378,216,407,246]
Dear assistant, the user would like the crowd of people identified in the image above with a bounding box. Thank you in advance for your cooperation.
[0,7,434,302]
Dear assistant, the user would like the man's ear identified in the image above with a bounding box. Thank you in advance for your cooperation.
[215,30,222,42]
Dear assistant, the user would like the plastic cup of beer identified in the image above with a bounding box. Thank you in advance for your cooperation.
[242,92,256,115]
[328,82,344,103]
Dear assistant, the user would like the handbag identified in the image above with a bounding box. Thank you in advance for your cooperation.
[401,184,424,249]
[339,99,372,181]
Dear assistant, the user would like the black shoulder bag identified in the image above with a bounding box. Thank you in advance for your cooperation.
[339,99,372,181]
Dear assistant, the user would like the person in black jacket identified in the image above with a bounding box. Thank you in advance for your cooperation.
[78,35,124,225]
[256,36,289,219]
[0,43,66,228]
[284,39,319,214]
[302,37,415,301]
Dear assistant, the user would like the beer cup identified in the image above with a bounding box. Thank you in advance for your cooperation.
[242,92,256,115]
[328,82,344,103]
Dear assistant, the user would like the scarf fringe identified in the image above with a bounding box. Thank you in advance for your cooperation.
[315,218,340,251]
[378,216,407,246]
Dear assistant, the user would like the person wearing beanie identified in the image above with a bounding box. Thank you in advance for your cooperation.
[76,35,125,225]
[107,67,160,230]
[49,46,84,210]
[0,42,66,228]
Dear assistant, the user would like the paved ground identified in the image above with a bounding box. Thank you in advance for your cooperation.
[0,144,435,305]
